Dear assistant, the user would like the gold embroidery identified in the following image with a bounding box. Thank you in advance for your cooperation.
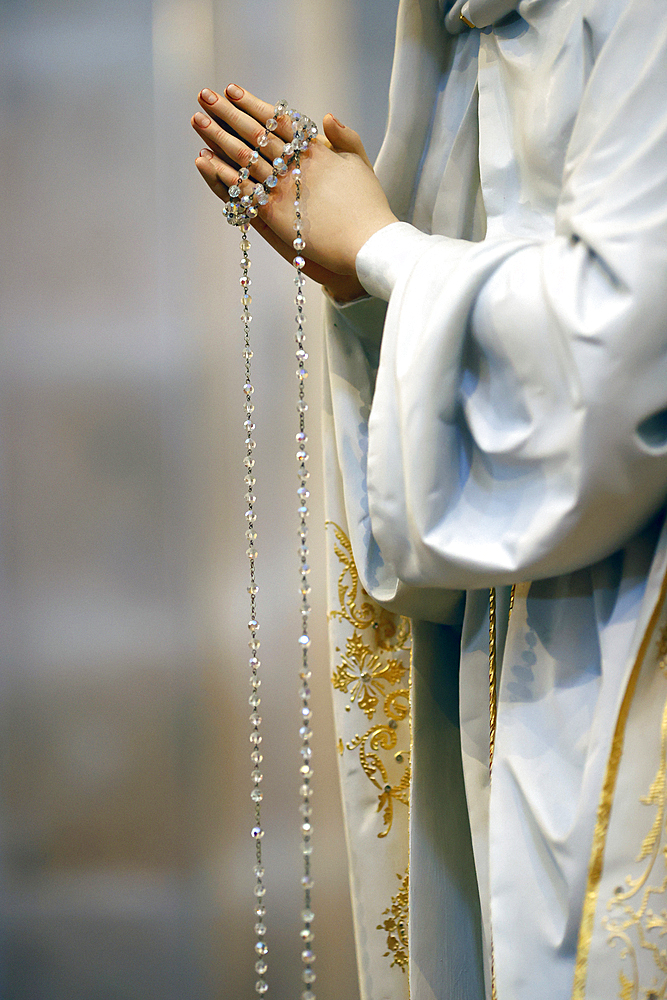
[489,587,497,777]
[346,704,411,838]
[378,868,410,972]
[326,521,412,838]
[332,632,406,720]
[327,521,410,652]
[573,566,667,999]
[601,624,667,999]
[326,520,412,987]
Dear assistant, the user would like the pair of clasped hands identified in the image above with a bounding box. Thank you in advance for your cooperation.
[192,84,397,303]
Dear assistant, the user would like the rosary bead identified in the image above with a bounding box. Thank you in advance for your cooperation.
[251,825,264,839]
[257,133,270,147]
[254,864,265,877]
[265,175,278,189]
[303,970,317,984]
[301,909,315,923]
[255,980,269,995]
[302,992,316,1000]
[249,150,260,163]
[229,184,241,199]
[255,941,269,955]
[251,789,263,803]
[256,190,269,206]
[255,922,267,936]
[302,949,315,962]
[266,118,278,131]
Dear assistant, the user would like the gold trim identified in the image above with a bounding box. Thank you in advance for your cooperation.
[489,588,497,776]
[460,12,476,28]
[572,566,667,998]
[601,622,667,998]
[489,588,498,1000]
[407,634,413,1000]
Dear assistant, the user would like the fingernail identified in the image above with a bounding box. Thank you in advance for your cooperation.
[200,88,217,105]
[330,115,345,128]
[199,148,213,159]
[226,83,244,100]
[194,112,211,127]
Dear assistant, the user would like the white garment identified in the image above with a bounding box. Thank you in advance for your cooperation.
[323,1,667,998]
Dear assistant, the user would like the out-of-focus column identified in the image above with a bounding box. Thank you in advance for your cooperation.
[0,0,398,997]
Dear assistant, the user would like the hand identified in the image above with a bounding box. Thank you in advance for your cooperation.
[192,85,398,302]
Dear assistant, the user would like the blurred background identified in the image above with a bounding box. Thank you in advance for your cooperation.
[0,0,399,997]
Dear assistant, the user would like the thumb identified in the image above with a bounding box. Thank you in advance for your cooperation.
[323,113,373,168]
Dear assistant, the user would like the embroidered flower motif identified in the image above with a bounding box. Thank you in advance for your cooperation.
[332,632,406,719]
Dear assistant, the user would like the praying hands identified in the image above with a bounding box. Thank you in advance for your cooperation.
[192,84,397,302]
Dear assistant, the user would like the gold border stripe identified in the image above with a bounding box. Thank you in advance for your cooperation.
[572,564,667,998]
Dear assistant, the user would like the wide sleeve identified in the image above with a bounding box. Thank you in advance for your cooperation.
[357,0,667,590]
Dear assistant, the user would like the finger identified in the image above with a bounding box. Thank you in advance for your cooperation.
[322,114,373,169]
[223,84,295,144]
[192,110,275,182]
[195,148,259,202]
[195,148,236,201]
[197,87,289,163]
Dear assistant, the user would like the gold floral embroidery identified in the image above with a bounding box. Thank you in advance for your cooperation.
[346,701,411,838]
[603,623,667,1000]
[326,521,412,981]
[327,521,410,652]
[377,868,410,972]
[332,632,406,720]
[326,521,412,838]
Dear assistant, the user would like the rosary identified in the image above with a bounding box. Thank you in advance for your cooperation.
[223,101,319,1000]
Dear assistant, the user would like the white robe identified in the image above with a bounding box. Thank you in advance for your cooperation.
[322,1,667,999]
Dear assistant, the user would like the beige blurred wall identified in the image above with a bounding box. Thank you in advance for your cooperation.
[0,0,399,997]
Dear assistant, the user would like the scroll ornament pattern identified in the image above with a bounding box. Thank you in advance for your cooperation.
[604,623,667,1000]
[326,521,412,975]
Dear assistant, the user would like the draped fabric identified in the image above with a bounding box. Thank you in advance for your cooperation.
[322,1,667,997]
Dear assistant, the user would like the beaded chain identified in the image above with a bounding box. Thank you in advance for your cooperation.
[224,101,319,1000]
